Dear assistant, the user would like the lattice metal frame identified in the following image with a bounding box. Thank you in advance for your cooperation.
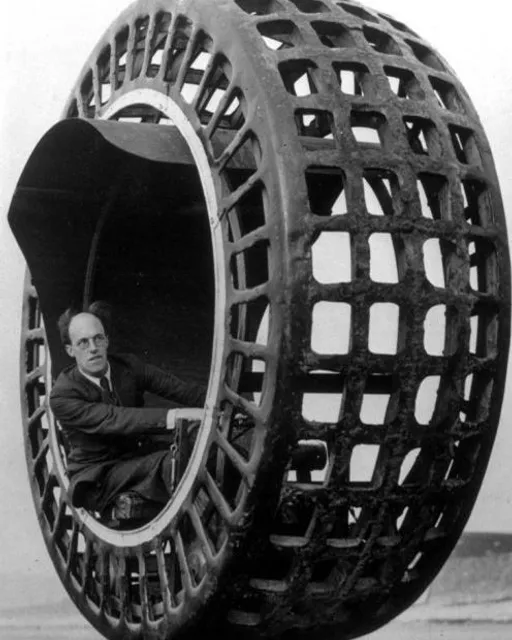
[17,1,509,639]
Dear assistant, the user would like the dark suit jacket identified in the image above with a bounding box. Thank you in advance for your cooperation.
[49,353,206,506]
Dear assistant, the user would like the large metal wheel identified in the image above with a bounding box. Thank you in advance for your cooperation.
[14,1,510,639]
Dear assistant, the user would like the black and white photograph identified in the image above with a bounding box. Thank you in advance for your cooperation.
[1,1,512,638]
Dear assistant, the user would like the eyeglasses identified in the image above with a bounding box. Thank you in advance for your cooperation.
[73,334,107,351]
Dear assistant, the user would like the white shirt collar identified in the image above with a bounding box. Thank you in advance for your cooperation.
[79,362,112,389]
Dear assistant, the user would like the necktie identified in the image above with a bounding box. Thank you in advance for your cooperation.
[100,376,116,404]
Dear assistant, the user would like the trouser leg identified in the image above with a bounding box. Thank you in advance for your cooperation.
[96,449,176,511]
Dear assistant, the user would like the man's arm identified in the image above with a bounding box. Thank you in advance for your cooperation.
[50,390,169,436]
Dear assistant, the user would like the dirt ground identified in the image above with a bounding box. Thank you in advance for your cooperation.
[1,616,510,640]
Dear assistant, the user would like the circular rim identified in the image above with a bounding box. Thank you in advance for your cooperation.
[51,88,228,547]
[18,3,290,635]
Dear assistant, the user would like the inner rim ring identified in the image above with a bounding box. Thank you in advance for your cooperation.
[49,89,226,546]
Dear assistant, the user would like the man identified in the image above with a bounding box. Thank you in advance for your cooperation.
[49,304,207,517]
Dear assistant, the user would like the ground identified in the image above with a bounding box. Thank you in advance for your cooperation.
[1,612,511,640]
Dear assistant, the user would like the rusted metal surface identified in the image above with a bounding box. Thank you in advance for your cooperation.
[10,1,510,639]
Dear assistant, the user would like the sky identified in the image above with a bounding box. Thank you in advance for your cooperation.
[1,0,512,594]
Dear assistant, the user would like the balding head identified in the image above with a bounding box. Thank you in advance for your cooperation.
[68,312,104,342]
[65,312,109,377]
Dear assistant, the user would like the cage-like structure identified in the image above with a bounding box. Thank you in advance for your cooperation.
[8,1,510,639]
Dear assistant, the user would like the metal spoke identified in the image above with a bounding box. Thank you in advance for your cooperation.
[25,366,44,386]
[32,436,49,470]
[214,429,252,483]
[155,543,174,612]
[187,503,215,563]
[204,471,234,524]
[174,532,194,596]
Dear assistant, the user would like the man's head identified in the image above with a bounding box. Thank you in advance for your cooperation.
[58,305,110,377]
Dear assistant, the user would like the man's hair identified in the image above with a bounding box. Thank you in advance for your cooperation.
[58,301,112,345]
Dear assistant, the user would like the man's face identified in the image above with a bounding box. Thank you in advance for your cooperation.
[65,313,109,377]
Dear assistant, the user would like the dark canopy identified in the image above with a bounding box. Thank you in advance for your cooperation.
[9,118,215,386]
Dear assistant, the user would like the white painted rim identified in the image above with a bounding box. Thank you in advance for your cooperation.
[55,90,227,546]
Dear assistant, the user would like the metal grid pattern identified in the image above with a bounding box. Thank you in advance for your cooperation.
[221,1,509,636]
[19,1,509,639]
[223,1,509,635]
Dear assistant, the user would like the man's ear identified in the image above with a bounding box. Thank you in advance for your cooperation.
[65,344,74,358]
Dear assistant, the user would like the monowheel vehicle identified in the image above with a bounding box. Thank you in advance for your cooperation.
[8,1,510,639]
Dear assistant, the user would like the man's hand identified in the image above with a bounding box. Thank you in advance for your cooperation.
[166,409,177,430]
[166,408,205,430]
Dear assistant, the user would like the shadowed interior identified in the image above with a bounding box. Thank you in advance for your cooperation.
[9,119,218,396]
[91,159,214,395]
